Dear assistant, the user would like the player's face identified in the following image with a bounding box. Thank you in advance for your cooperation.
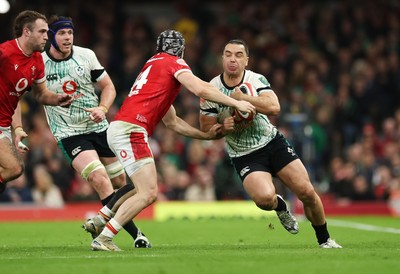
[222,43,249,77]
[28,19,49,52]
[55,28,74,55]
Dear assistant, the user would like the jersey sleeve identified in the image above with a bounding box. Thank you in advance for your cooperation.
[251,73,272,95]
[171,58,192,78]
[199,77,219,118]
[86,48,106,82]
[34,53,46,84]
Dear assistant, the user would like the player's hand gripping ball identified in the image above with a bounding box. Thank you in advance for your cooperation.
[234,82,257,123]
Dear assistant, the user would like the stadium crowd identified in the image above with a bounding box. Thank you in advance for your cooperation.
[1,0,400,207]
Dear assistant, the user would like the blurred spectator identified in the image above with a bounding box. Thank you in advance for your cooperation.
[31,165,64,208]
[185,165,216,201]
[328,157,357,200]
[349,174,375,201]
[372,165,393,201]
[68,172,99,202]
[0,173,33,204]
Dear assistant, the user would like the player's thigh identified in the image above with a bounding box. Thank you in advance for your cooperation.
[243,171,275,201]
[130,161,158,195]
[100,156,126,188]
[276,159,313,195]
[72,150,102,174]
[0,137,22,170]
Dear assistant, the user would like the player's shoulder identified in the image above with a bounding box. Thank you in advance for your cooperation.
[244,69,265,80]
[210,74,222,85]
[150,53,188,66]
[244,70,271,88]
[0,39,16,55]
[73,45,96,56]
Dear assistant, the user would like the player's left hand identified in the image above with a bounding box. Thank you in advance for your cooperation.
[230,88,244,100]
[84,106,107,123]
[13,127,29,153]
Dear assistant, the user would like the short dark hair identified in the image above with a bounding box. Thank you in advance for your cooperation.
[48,15,73,27]
[225,39,249,56]
[13,10,47,38]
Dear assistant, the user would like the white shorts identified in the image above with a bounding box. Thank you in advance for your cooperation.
[107,121,154,177]
[0,126,12,141]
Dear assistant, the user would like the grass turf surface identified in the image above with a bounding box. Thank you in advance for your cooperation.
[0,216,398,274]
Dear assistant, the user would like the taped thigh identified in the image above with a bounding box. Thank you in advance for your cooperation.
[81,160,105,180]
[105,161,125,179]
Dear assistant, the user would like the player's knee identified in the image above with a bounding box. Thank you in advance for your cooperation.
[254,193,275,210]
[81,160,114,193]
[297,186,318,204]
[141,186,158,206]
[7,163,24,182]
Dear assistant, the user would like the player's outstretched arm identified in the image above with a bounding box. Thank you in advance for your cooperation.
[32,81,73,107]
[176,71,256,114]
[230,87,280,116]
[162,106,222,140]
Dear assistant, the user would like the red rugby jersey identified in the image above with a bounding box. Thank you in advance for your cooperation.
[114,52,191,136]
[0,39,45,127]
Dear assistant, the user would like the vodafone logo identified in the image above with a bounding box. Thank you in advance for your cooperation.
[15,78,28,92]
[120,150,127,159]
[62,81,78,94]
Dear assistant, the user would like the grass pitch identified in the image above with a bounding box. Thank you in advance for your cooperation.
[0,216,398,274]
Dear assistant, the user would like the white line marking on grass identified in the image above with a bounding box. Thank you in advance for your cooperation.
[328,219,400,234]
[0,253,163,260]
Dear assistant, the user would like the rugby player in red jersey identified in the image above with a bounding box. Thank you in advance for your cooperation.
[0,10,72,194]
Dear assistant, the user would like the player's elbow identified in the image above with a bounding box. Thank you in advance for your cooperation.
[269,105,281,116]
[162,118,176,130]
[260,102,280,116]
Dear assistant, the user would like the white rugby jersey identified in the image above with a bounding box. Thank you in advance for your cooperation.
[200,70,277,158]
[42,46,108,141]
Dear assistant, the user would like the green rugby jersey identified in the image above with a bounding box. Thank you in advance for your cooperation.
[200,70,277,158]
[41,46,108,141]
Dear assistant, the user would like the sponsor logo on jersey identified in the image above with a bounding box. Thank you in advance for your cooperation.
[136,114,147,123]
[120,150,127,159]
[288,147,296,156]
[71,146,82,156]
[62,80,78,94]
[240,166,250,177]
[15,78,28,92]
[46,74,58,81]
[75,65,84,76]
[14,64,18,71]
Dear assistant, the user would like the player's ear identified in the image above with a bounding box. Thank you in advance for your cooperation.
[23,26,31,36]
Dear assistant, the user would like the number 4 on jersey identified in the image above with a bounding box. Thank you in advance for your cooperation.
[128,65,152,97]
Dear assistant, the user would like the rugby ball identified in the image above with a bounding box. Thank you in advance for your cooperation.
[239,82,257,96]
[234,82,257,123]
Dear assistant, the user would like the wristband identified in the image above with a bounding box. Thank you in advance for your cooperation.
[14,127,25,135]
[99,104,109,113]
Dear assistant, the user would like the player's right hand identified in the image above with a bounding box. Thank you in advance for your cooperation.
[222,116,235,134]
[205,123,223,139]
[58,94,73,107]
